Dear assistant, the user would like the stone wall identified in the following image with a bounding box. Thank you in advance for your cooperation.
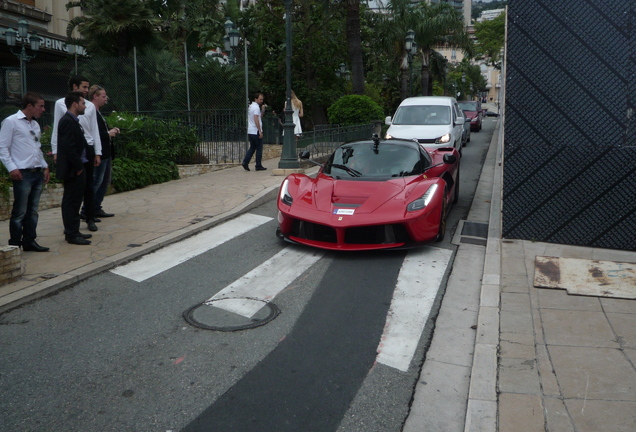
[0,246,23,285]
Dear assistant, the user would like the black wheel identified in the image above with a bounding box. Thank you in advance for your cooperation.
[434,200,447,242]
[453,168,460,204]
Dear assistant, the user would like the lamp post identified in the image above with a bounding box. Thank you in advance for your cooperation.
[4,20,41,94]
[224,18,250,150]
[335,63,350,80]
[278,0,298,170]
[443,61,448,96]
[404,30,417,97]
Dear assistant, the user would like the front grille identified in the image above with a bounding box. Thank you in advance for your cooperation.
[292,220,337,243]
[417,138,437,144]
[345,224,410,244]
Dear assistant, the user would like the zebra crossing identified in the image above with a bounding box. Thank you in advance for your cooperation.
[111,213,452,372]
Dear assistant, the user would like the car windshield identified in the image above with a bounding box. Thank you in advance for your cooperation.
[458,102,478,111]
[324,142,427,180]
[392,105,451,125]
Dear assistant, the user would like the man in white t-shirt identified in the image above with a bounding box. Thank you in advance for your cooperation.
[242,92,267,171]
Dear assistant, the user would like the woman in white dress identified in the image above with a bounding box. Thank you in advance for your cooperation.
[291,90,303,137]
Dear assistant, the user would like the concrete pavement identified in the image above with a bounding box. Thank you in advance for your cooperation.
[1,126,635,432]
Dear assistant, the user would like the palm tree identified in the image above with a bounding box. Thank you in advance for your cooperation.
[65,0,162,57]
[412,2,470,97]
[378,0,470,99]
[346,0,364,95]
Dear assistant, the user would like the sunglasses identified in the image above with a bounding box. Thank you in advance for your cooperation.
[29,130,39,142]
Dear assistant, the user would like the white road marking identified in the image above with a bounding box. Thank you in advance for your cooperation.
[376,247,453,372]
[206,245,324,317]
[111,214,273,282]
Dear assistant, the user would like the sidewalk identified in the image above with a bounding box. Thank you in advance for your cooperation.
[0,157,288,312]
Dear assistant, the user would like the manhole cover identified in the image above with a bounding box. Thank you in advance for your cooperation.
[183,298,280,331]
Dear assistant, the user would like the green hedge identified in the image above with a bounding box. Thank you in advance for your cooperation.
[327,95,384,127]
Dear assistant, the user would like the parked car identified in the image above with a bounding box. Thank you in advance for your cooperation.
[276,136,460,250]
[385,96,465,153]
[485,110,500,117]
[462,115,471,146]
[458,100,483,132]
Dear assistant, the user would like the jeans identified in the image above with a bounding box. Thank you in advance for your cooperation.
[242,134,264,167]
[92,157,111,212]
[9,169,44,245]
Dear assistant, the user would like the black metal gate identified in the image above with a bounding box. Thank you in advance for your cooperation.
[503,0,636,251]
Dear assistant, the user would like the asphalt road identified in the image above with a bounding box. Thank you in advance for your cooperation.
[0,119,496,432]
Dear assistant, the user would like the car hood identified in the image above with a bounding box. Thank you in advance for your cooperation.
[386,124,451,139]
[462,110,478,118]
[294,175,434,214]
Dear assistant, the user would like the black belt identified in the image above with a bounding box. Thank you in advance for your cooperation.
[20,167,42,172]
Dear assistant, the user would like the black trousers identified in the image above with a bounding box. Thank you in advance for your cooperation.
[62,170,86,237]
[82,148,96,222]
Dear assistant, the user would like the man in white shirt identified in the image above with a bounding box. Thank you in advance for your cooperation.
[242,92,267,171]
[0,92,50,252]
[51,75,102,232]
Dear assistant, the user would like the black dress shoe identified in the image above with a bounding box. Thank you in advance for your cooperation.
[255,166,267,171]
[66,236,91,245]
[80,213,101,222]
[86,220,98,232]
[22,241,49,252]
[77,232,92,239]
[241,163,250,171]
[95,209,114,217]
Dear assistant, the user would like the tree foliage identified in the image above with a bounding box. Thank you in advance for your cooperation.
[474,12,506,68]
[327,95,383,126]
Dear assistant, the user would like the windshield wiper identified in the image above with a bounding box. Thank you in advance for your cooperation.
[330,164,362,177]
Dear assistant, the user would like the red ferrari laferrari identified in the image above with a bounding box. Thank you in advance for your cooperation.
[276,136,460,251]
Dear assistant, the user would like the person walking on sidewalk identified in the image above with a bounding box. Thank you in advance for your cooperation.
[51,75,102,233]
[0,92,50,252]
[242,92,267,172]
[87,85,119,218]
[56,92,92,246]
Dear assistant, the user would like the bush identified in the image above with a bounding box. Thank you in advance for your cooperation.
[111,157,179,192]
[327,95,384,126]
[106,112,197,191]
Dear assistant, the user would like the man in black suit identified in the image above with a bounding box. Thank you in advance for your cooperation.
[56,92,92,245]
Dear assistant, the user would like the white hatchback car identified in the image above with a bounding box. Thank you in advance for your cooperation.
[385,96,465,153]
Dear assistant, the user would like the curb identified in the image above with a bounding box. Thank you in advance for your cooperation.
[464,118,503,432]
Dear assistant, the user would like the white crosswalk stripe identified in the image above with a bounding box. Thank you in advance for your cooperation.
[206,245,325,317]
[111,213,273,282]
[376,247,453,372]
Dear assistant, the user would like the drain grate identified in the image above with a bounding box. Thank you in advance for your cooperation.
[461,221,489,238]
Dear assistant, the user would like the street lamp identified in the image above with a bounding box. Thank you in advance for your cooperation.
[404,30,416,97]
[224,18,250,148]
[461,73,466,100]
[278,0,299,169]
[443,61,448,96]
[335,63,350,80]
[4,19,41,94]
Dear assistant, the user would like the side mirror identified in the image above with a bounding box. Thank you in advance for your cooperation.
[385,116,392,125]
[299,150,311,159]
[454,117,464,126]
[443,154,457,164]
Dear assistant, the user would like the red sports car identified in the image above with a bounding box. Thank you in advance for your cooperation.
[276,136,460,251]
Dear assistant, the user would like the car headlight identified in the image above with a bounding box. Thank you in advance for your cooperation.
[280,179,293,206]
[435,134,451,144]
[407,184,438,212]
[385,132,393,139]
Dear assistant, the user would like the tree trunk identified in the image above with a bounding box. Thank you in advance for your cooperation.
[400,53,409,101]
[346,0,364,95]
[420,50,431,96]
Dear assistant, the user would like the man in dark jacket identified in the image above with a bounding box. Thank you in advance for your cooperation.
[56,92,92,245]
